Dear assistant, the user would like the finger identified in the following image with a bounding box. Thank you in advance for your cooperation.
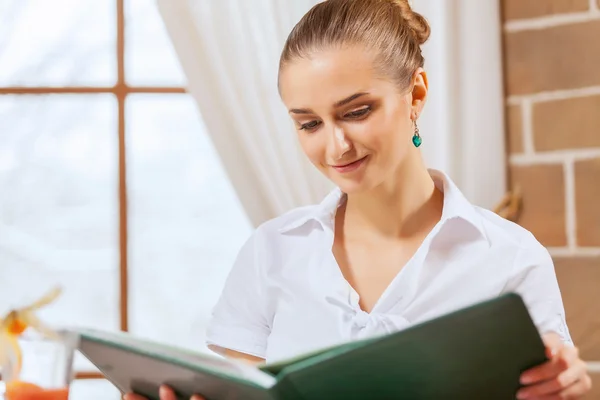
[542,332,563,359]
[521,358,569,385]
[123,394,148,400]
[159,385,177,400]
[190,395,206,400]
[516,360,587,399]
[521,346,577,384]
[556,374,594,399]
[527,376,593,400]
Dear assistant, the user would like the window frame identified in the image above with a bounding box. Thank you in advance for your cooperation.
[0,0,186,381]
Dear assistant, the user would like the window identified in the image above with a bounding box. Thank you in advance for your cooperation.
[0,0,252,397]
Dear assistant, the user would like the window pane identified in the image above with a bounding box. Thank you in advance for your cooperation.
[0,95,120,372]
[0,1,116,86]
[125,0,187,86]
[127,94,251,353]
[69,379,120,400]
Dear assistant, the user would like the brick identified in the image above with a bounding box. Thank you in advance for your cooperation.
[554,256,600,361]
[575,158,600,246]
[507,105,524,154]
[510,164,566,246]
[504,21,600,95]
[502,0,589,20]
[533,95,600,151]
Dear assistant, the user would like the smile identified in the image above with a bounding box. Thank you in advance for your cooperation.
[331,156,369,174]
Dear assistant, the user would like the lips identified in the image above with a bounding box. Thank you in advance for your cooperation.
[331,156,368,173]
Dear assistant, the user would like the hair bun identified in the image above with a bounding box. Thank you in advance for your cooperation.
[393,0,431,45]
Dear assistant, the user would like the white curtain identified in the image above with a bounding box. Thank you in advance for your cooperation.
[413,0,507,209]
[157,0,330,228]
[157,0,506,226]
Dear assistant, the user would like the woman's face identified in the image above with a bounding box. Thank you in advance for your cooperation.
[279,45,427,194]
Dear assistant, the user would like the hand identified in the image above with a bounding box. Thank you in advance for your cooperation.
[517,332,592,399]
[123,384,205,400]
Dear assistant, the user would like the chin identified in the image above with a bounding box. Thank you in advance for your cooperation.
[330,174,380,195]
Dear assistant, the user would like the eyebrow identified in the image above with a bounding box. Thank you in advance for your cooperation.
[289,92,370,114]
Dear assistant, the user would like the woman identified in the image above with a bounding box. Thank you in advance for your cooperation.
[126,0,592,398]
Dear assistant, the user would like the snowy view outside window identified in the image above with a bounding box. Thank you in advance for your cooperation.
[0,1,252,398]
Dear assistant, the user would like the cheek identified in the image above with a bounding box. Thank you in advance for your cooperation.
[297,135,325,166]
[357,110,408,152]
[354,112,412,172]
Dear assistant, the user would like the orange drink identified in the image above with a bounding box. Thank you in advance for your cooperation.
[5,381,69,400]
[1,331,77,400]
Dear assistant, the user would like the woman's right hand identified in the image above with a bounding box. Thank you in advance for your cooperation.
[123,384,205,400]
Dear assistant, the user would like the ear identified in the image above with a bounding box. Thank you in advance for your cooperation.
[410,68,428,118]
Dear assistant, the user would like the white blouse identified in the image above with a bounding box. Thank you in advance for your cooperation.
[205,169,572,363]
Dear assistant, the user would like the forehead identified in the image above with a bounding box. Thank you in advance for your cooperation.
[279,46,390,109]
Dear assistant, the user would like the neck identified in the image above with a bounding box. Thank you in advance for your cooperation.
[342,152,443,239]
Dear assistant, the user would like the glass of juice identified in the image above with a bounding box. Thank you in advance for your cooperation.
[1,330,78,400]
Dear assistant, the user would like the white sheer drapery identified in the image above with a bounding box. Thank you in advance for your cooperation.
[413,0,506,209]
[157,0,330,227]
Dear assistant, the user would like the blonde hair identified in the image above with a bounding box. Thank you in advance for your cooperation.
[279,0,430,90]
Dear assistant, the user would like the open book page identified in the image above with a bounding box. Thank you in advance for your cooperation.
[75,328,277,388]
[260,335,380,375]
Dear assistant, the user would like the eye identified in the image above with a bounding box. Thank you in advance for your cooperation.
[344,106,371,119]
[299,120,321,131]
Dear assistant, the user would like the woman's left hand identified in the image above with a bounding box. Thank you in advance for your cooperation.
[517,332,592,399]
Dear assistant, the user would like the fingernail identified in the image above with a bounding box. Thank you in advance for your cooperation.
[516,390,528,399]
[159,386,169,397]
[520,375,532,384]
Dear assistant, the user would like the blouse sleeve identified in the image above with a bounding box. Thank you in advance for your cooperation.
[205,231,272,359]
[503,232,573,345]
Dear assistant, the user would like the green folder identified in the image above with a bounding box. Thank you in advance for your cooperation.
[74,293,547,400]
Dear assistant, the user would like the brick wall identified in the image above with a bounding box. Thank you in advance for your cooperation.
[501,0,600,396]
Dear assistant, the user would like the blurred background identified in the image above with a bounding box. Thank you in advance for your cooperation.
[0,0,598,398]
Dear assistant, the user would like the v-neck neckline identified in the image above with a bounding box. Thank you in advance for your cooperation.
[327,219,444,316]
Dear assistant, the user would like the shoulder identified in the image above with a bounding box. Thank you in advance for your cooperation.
[240,194,336,266]
[251,187,342,243]
[254,203,325,238]
[473,211,572,343]
[475,206,549,255]
[472,206,558,303]
[432,168,547,257]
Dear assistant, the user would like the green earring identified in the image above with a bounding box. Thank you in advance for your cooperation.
[412,121,422,148]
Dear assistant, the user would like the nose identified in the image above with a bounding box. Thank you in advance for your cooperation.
[327,125,352,162]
